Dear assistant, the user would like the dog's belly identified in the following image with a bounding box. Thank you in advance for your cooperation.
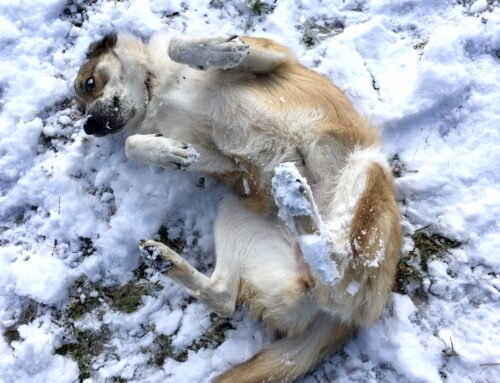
[238,277,319,336]
[217,196,318,335]
[213,122,301,191]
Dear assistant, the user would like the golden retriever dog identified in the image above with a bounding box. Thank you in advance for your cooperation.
[74,31,401,382]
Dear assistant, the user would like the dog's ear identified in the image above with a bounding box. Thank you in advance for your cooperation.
[86,33,118,59]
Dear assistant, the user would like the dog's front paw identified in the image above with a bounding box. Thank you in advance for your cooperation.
[139,240,174,273]
[168,35,249,70]
[125,134,199,170]
[163,140,200,170]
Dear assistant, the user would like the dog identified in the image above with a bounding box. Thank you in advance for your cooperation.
[74,31,401,382]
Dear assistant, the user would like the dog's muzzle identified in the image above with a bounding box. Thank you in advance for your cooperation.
[83,96,126,136]
[83,115,103,135]
[83,114,125,136]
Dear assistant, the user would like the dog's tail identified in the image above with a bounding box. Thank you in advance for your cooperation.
[212,313,353,383]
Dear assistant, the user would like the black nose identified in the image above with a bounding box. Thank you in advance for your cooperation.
[83,116,101,135]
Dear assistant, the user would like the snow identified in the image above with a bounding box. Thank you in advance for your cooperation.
[9,249,76,306]
[299,234,340,285]
[0,0,499,382]
[346,281,360,296]
[272,162,314,224]
[0,314,79,383]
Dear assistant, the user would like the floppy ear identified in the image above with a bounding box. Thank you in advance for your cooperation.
[86,33,118,59]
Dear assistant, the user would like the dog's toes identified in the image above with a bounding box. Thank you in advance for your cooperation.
[152,257,174,273]
[174,144,200,168]
[139,240,174,273]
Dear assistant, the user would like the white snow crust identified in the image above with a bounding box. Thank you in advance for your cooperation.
[0,0,499,382]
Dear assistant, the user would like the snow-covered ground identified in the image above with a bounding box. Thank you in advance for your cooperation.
[0,0,499,382]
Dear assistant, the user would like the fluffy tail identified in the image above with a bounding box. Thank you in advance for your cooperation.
[213,314,354,383]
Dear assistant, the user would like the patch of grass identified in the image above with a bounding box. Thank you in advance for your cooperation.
[191,313,235,351]
[66,278,103,321]
[66,275,162,321]
[61,275,163,379]
[247,0,276,16]
[149,334,176,366]
[156,225,186,254]
[108,280,150,314]
[441,337,459,359]
[298,17,345,48]
[410,226,461,272]
[3,299,39,345]
[393,256,423,294]
[393,226,461,294]
[61,0,98,28]
[173,314,234,363]
[56,325,111,381]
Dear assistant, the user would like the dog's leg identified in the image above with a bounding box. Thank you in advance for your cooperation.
[139,239,238,317]
[168,35,288,73]
[272,162,344,286]
[125,134,199,170]
[139,197,250,318]
[168,35,249,70]
[283,147,401,325]
[125,134,239,174]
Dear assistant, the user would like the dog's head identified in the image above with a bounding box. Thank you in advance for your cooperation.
[74,33,151,136]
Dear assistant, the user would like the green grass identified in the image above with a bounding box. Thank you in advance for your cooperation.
[56,325,111,380]
[300,17,345,47]
[410,225,461,272]
[148,333,176,366]
[248,0,276,16]
[394,225,462,294]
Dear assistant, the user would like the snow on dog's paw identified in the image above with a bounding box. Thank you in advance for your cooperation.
[272,162,322,235]
[154,136,199,170]
[272,164,339,284]
[125,135,199,170]
[179,143,200,168]
[138,240,174,273]
[165,141,200,170]
[168,35,249,70]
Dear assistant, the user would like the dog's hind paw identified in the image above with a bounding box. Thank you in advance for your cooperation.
[139,240,174,273]
[272,162,323,235]
[168,34,249,70]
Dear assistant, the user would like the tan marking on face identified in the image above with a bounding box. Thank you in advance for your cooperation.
[74,56,111,110]
[74,34,118,111]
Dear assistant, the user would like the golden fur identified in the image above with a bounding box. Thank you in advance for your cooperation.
[75,32,401,382]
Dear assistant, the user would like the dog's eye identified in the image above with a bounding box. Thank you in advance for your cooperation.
[85,77,95,93]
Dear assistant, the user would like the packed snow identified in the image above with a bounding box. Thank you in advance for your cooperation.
[0,0,499,382]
